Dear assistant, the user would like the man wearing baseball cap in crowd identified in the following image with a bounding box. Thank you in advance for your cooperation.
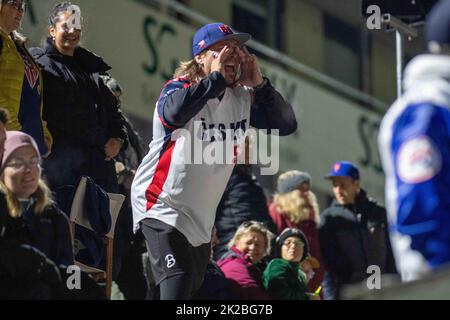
[318,161,397,299]
[379,0,450,282]
[131,22,297,299]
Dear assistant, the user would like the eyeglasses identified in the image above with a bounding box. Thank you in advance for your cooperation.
[4,0,26,12]
[283,239,304,247]
[5,158,41,171]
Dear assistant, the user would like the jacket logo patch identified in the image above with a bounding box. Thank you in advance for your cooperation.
[397,135,442,184]
[23,56,39,89]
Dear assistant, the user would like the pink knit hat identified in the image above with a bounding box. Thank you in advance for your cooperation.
[1,131,40,171]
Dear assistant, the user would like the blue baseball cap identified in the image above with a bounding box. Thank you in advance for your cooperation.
[425,0,450,48]
[325,161,360,180]
[192,22,251,56]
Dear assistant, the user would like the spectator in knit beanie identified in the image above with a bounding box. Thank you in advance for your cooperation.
[263,228,318,300]
[268,170,324,293]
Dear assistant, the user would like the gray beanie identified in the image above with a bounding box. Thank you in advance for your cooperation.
[277,170,311,194]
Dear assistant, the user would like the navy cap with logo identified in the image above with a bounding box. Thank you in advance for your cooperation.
[425,0,450,47]
[325,161,360,180]
[192,22,251,56]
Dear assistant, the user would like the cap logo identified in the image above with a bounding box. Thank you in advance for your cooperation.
[198,40,206,49]
[334,163,341,172]
[397,135,442,184]
[218,25,233,35]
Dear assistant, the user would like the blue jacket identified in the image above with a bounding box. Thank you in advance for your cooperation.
[379,54,450,280]
[73,176,112,268]
[157,72,297,135]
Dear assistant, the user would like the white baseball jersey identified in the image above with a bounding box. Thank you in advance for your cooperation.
[132,82,252,247]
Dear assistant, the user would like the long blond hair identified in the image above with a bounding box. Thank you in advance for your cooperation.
[173,55,205,83]
[0,179,54,218]
[273,189,320,225]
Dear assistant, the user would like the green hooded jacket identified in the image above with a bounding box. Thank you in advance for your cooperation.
[263,258,309,300]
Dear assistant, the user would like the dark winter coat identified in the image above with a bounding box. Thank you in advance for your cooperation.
[0,193,74,267]
[31,39,127,192]
[0,242,63,299]
[214,165,276,260]
[319,189,397,299]
[192,260,233,300]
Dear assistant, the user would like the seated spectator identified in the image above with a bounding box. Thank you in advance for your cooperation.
[263,228,317,300]
[269,170,324,292]
[0,131,73,267]
[0,113,63,300]
[215,163,276,261]
[0,131,107,300]
[217,221,273,300]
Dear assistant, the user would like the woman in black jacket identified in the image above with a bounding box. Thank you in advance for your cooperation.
[0,131,73,267]
[31,2,127,194]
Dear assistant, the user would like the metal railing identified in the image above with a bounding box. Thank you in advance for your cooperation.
[142,0,389,114]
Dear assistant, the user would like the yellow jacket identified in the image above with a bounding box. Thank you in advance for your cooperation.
[0,29,52,151]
